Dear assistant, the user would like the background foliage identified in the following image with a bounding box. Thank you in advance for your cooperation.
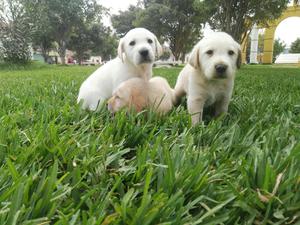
[0,0,295,64]
[273,38,287,62]
[0,0,117,64]
[195,0,289,43]
[0,0,32,64]
[290,38,300,53]
[112,0,290,60]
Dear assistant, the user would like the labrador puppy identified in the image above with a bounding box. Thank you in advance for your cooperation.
[174,32,241,125]
[107,77,175,115]
[77,28,162,111]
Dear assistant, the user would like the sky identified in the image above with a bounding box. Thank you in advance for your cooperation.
[98,0,300,47]
[98,0,139,25]
[275,17,300,47]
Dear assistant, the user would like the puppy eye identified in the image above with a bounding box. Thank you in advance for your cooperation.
[147,39,153,44]
[206,50,213,55]
[129,41,136,46]
[228,50,235,56]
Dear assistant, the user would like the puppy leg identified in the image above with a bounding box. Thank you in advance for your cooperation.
[187,96,205,125]
[174,87,186,106]
[214,96,230,118]
[77,91,104,111]
[174,72,188,106]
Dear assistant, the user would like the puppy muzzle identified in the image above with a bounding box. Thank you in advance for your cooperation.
[214,64,228,79]
[138,48,153,64]
[107,99,115,113]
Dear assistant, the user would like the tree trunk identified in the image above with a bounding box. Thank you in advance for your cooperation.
[58,40,66,65]
[42,53,48,63]
[78,56,82,65]
[173,52,180,61]
[41,47,49,63]
[172,42,181,61]
[77,51,84,65]
[180,53,185,63]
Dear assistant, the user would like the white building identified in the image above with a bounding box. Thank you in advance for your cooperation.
[275,53,300,64]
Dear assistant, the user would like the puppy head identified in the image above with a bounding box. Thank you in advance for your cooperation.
[189,32,241,80]
[107,79,147,113]
[107,89,129,113]
[118,28,162,66]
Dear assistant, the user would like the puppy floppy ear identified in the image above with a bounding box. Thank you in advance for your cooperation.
[118,38,125,63]
[236,48,242,69]
[188,45,200,69]
[130,88,147,112]
[154,37,163,58]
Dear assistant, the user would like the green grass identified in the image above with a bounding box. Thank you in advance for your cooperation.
[0,63,300,225]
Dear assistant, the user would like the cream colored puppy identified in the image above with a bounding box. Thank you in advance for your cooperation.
[174,32,241,125]
[77,28,162,111]
[107,77,175,114]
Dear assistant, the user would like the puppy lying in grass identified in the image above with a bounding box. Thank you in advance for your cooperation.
[107,77,175,115]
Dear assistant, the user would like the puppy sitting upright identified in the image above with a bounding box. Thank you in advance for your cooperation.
[174,32,241,125]
[77,28,162,111]
[107,77,175,115]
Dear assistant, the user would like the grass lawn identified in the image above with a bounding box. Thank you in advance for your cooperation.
[0,63,300,225]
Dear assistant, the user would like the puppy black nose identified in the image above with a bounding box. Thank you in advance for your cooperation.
[139,49,149,57]
[215,64,228,74]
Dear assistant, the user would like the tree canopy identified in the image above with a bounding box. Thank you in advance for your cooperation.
[111,5,142,38]
[1,0,117,64]
[273,38,286,62]
[1,0,293,64]
[44,0,104,64]
[195,0,289,43]
[112,0,204,61]
[290,38,300,53]
[112,0,290,60]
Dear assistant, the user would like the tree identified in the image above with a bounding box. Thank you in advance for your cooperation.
[273,38,286,62]
[111,5,142,38]
[290,38,300,53]
[68,25,93,64]
[23,0,55,63]
[22,0,84,64]
[112,0,204,61]
[67,1,105,64]
[0,0,32,64]
[24,0,114,64]
[89,26,118,61]
[23,0,115,65]
[196,0,289,43]
[68,24,117,64]
[47,0,112,65]
[45,0,85,65]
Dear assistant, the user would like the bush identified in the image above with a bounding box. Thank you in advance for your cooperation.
[1,35,32,64]
[0,0,32,64]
